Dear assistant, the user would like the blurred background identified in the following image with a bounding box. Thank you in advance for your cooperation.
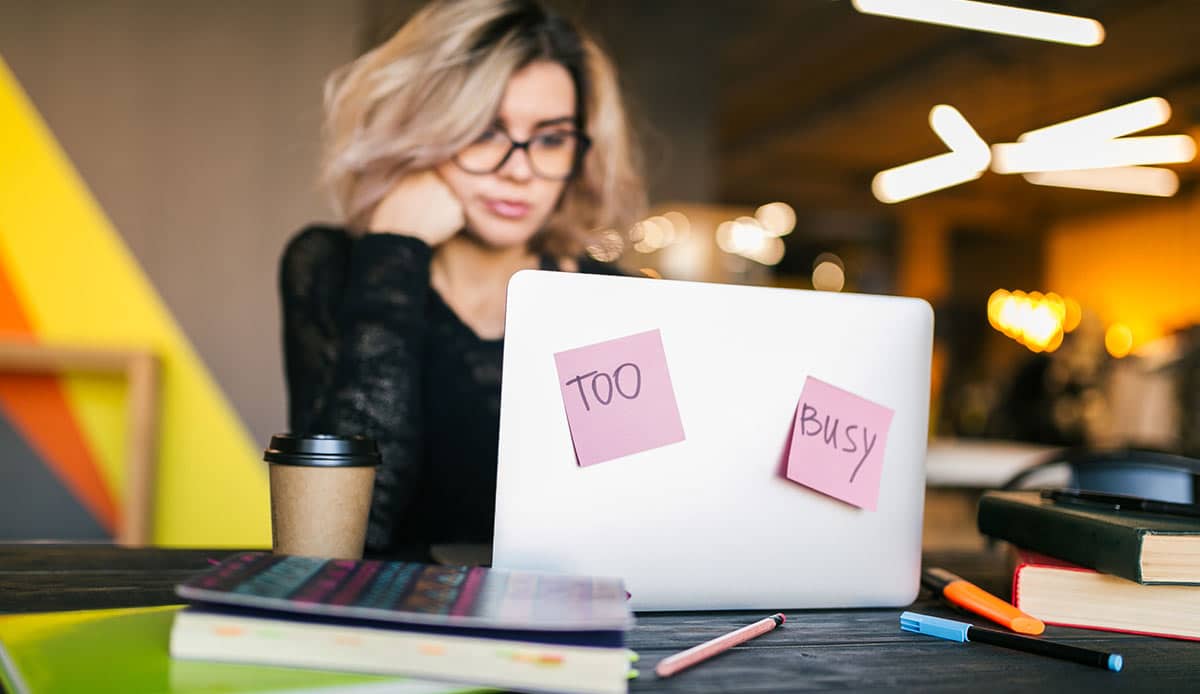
[0,0,1197,546]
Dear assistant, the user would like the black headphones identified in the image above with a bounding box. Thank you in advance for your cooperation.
[1002,447,1200,504]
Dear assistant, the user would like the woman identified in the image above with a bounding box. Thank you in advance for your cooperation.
[279,0,645,560]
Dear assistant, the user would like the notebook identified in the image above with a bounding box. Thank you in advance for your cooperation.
[171,553,635,694]
[170,607,633,694]
[174,552,633,632]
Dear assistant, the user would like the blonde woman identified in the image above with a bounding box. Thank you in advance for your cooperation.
[280,0,645,560]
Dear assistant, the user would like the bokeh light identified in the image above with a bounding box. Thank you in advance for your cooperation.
[987,289,1008,329]
[1105,323,1134,358]
[631,212,690,255]
[812,261,845,292]
[663,211,691,237]
[1063,297,1082,333]
[754,202,796,237]
[585,228,624,262]
[714,214,787,265]
[753,236,786,266]
[987,288,1077,353]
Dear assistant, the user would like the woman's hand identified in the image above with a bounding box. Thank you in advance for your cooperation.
[367,170,465,247]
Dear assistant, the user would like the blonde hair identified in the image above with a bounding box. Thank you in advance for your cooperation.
[321,0,645,257]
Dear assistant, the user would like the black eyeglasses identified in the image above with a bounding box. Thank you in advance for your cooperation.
[453,126,591,180]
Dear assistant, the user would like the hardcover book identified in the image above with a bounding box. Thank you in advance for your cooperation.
[977,491,1200,585]
[1013,550,1200,641]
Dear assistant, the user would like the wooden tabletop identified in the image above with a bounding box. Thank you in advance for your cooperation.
[0,543,1194,692]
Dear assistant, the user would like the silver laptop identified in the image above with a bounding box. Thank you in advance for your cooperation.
[492,270,933,610]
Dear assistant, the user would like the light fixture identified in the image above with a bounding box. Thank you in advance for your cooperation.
[872,99,1190,201]
[929,104,991,169]
[1020,97,1172,144]
[872,152,985,203]
[1024,167,1179,197]
[992,97,1193,182]
[991,135,1196,174]
[872,105,991,203]
[851,0,1105,46]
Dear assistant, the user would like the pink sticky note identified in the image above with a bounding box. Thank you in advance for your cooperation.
[784,377,894,511]
[554,329,685,467]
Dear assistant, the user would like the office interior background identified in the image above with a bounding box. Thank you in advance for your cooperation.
[0,0,1197,546]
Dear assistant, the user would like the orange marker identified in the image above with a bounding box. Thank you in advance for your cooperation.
[921,567,1044,635]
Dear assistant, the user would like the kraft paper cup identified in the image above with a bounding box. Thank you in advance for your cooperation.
[264,434,380,560]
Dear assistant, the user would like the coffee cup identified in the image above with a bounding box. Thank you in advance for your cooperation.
[263,433,380,559]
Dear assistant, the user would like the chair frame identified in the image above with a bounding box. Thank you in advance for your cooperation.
[0,340,159,546]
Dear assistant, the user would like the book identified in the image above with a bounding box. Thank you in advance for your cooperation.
[977,490,1200,585]
[171,607,632,694]
[1012,550,1200,641]
[170,552,635,694]
[175,552,634,631]
[0,604,478,694]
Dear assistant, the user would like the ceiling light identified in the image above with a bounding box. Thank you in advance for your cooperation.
[929,105,991,169]
[1023,167,1179,197]
[872,152,985,203]
[991,135,1196,173]
[851,0,1104,46]
[1020,97,1172,144]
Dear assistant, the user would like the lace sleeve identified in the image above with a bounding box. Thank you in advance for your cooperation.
[280,228,433,554]
[280,226,350,434]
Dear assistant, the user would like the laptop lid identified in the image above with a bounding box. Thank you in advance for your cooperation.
[493,270,932,610]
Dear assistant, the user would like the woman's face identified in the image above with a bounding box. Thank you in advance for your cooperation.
[437,60,578,250]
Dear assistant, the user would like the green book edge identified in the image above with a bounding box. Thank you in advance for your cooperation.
[0,605,490,694]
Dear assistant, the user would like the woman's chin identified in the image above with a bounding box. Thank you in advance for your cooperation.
[464,221,541,250]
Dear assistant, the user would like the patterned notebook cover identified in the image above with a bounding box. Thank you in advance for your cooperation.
[176,552,634,632]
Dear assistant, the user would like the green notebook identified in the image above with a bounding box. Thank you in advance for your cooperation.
[0,605,483,694]
[978,490,1200,585]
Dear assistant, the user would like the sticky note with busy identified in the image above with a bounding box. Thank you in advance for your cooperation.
[784,376,894,510]
[554,329,685,467]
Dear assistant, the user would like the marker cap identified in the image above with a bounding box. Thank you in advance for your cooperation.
[900,611,969,643]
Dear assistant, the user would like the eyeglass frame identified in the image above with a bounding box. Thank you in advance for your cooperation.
[451,125,593,181]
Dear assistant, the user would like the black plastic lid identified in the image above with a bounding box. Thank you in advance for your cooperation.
[263,433,381,468]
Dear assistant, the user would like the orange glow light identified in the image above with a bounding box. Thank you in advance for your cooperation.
[1105,324,1134,358]
[988,288,1070,353]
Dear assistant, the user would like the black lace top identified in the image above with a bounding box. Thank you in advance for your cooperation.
[279,225,621,557]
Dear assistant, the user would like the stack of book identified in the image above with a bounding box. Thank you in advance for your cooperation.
[977,490,1200,640]
[169,552,636,694]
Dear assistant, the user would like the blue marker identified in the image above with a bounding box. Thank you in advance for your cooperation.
[900,611,1123,672]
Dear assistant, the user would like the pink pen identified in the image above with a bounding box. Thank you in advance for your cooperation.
[654,613,785,678]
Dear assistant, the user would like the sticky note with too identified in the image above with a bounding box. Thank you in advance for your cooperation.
[554,329,685,467]
[784,376,894,511]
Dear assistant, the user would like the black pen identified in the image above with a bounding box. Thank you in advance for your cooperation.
[900,611,1123,672]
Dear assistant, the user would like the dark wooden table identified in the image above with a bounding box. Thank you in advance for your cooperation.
[1,544,1195,692]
